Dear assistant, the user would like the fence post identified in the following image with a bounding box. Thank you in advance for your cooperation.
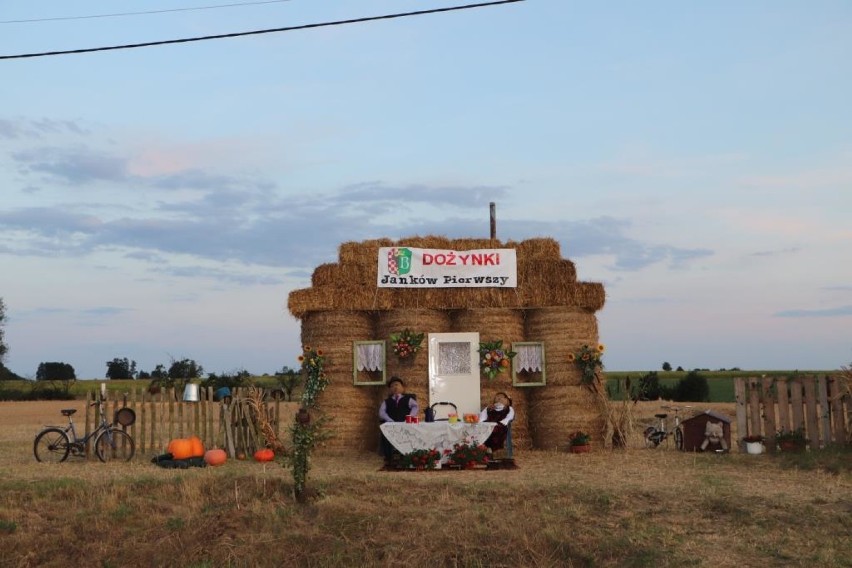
[803,376,819,449]
[828,375,847,445]
[760,377,777,453]
[775,377,790,433]
[818,375,831,447]
[734,377,747,452]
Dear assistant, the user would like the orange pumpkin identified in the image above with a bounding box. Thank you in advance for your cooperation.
[253,448,275,462]
[168,438,193,460]
[188,436,205,457]
[204,448,227,466]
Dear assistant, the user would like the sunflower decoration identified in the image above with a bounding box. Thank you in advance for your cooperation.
[570,344,605,384]
[478,340,517,380]
[299,345,327,408]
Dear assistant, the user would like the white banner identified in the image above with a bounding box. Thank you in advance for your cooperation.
[377,247,517,288]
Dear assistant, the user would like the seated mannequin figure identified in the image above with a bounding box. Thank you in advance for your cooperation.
[479,392,515,455]
[378,376,419,464]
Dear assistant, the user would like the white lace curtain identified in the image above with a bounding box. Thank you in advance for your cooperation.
[356,342,384,372]
[513,343,543,373]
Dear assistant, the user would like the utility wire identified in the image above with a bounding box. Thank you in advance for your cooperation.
[0,0,525,60]
[2,0,293,25]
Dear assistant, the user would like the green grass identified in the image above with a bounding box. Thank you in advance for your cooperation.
[605,369,837,403]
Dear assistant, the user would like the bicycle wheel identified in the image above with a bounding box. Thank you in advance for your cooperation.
[674,428,684,451]
[34,428,70,463]
[95,428,135,462]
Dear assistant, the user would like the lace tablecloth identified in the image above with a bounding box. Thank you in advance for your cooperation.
[380,422,496,461]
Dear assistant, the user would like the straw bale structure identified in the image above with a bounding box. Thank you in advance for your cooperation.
[288,236,606,453]
[300,311,376,452]
[374,309,452,446]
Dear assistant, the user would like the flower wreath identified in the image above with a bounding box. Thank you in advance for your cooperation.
[479,340,517,380]
[389,329,424,359]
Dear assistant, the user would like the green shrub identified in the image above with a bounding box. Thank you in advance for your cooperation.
[672,371,710,402]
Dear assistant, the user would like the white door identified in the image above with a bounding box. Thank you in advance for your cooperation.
[428,332,480,419]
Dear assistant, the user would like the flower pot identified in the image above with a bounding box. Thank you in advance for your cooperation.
[745,441,764,455]
[570,444,591,454]
[778,440,805,452]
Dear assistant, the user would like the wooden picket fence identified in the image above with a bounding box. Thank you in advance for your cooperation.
[734,375,851,452]
[84,387,297,461]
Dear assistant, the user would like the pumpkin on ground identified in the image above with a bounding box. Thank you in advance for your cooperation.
[167,438,194,460]
[188,436,205,457]
[253,448,275,462]
[204,448,227,466]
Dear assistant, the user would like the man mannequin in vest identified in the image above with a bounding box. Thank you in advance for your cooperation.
[378,376,419,464]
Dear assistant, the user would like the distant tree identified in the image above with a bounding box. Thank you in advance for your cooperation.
[0,297,8,365]
[36,362,76,381]
[662,362,672,372]
[204,369,250,390]
[105,357,137,380]
[150,364,168,379]
[676,366,684,372]
[168,358,203,380]
[137,370,151,380]
[274,365,302,401]
[672,370,710,402]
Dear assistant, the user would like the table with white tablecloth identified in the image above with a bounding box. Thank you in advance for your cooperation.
[380,422,496,463]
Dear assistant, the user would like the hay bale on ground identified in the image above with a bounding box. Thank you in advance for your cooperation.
[374,309,452,419]
[451,308,531,450]
[301,311,377,452]
[528,385,605,450]
[524,307,599,386]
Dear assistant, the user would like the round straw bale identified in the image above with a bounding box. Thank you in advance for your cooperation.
[524,307,599,386]
[527,385,605,450]
[301,310,378,452]
[375,309,452,410]
[451,309,531,449]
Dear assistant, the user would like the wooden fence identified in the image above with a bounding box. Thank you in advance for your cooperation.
[734,375,851,452]
[84,387,297,460]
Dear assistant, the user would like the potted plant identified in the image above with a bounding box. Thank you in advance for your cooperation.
[569,431,592,453]
[445,439,490,469]
[775,428,808,452]
[399,448,441,470]
[741,434,765,455]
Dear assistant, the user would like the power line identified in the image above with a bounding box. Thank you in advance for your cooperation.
[1,0,293,25]
[0,0,525,60]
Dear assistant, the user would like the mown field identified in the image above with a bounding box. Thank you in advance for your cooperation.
[4,370,836,403]
[0,400,849,568]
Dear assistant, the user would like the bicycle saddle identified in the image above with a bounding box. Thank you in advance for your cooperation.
[654,413,668,419]
[61,409,77,416]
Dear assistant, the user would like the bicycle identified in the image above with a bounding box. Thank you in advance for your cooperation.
[643,405,691,450]
[33,397,136,463]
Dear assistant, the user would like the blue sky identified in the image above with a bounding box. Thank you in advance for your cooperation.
[1,0,850,379]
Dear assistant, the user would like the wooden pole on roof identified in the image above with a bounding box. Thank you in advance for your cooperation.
[490,202,496,239]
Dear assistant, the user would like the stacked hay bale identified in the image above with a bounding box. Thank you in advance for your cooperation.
[287,236,606,453]
[525,307,604,450]
[452,309,530,450]
[375,309,452,418]
[300,311,376,452]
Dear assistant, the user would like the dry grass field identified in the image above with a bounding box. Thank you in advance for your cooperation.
[0,400,849,568]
